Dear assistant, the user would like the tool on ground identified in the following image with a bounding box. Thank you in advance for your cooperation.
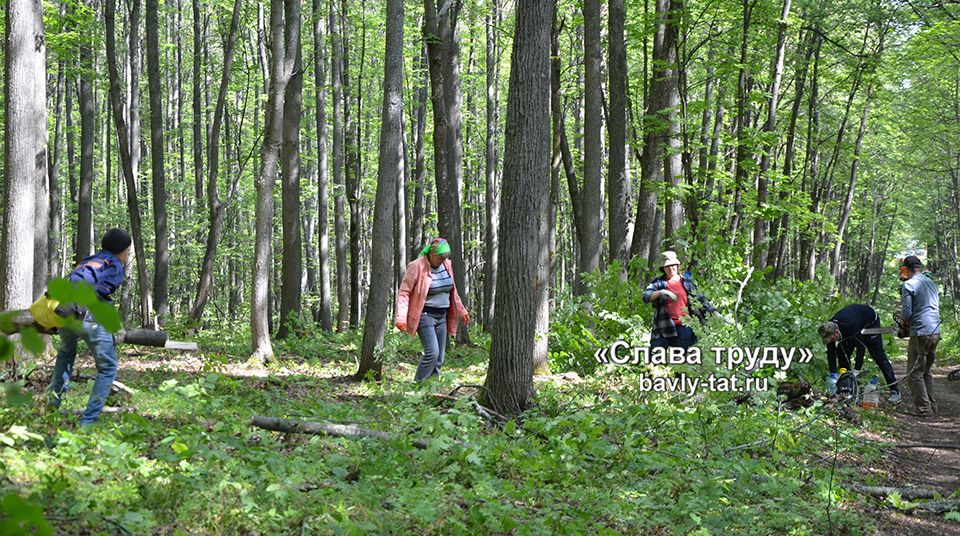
[836,369,860,403]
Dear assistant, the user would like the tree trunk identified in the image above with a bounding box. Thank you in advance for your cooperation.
[343,0,361,329]
[127,0,142,202]
[483,7,499,329]
[729,0,753,244]
[252,0,299,362]
[278,42,304,339]
[607,0,631,267]
[409,46,429,259]
[106,0,153,327]
[189,0,243,322]
[314,0,333,331]
[831,88,873,279]
[484,0,551,417]
[356,0,403,381]
[752,0,792,270]
[579,0,602,294]
[661,0,684,242]
[1,0,47,309]
[77,2,96,264]
[48,63,65,282]
[192,0,203,205]
[423,0,470,342]
[330,1,349,331]
[147,0,170,326]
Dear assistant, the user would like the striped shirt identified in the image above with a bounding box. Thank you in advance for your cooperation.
[424,264,454,310]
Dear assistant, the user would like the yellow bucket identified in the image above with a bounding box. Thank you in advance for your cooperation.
[30,294,66,330]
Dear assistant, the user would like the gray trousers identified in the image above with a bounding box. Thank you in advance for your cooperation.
[414,311,447,381]
[906,334,940,416]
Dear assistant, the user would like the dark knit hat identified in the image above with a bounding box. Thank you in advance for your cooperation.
[101,228,132,255]
[902,255,923,270]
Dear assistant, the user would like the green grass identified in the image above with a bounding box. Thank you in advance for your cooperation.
[0,326,895,535]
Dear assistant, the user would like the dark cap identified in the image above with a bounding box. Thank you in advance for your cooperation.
[902,255,923,270]
[101,228,132,255]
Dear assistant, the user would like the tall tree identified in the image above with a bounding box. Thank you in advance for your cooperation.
[484,0,551,417]
[424,0,470,341]
[76,0,96,264]
[314,0,333,331]
[356,0,403,381]
[278,39,304,338]
[106,0,153,326]
[483,3,499,328]
[147,0,170,325]
[252,0,299,362]
[330,1,349,330]
[608,0,631,267]
[189,0,243,321]
[1,0,47,308]
[751,0,792,270]
[192,0,204,205]
[579,0,602,294]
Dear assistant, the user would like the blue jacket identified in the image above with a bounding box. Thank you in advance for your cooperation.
[69,251,126,303]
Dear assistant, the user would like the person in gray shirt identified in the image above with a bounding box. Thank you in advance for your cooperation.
[899,255,941,417]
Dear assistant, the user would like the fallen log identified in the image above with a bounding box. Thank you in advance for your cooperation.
[903,498,960,514]
[0,310,198,350]
[894,444,960,450]
[851,485,939,500]
[251,416,465,450]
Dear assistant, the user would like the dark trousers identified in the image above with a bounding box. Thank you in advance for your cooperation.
[651,325,697,350]
[829,324,899,393]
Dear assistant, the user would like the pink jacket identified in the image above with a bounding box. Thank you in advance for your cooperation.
[395,257,468,336]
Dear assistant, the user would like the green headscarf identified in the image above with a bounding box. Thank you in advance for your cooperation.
[420,237,451,257]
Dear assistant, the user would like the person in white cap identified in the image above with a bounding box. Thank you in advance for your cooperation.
[642,250,718,349]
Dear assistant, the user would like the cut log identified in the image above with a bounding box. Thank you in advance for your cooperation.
[0,310,56,335]
[0,310,198,350]
[851,484,939,500]
[117,328,167,346]
[251,416,465,450]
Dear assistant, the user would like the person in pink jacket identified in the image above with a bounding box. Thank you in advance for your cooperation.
[395,238,470,381]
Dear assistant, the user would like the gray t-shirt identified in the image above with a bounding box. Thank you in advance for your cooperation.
[901,273,940,336]
[424,264,453,310]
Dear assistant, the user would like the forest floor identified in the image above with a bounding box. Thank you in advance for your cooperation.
[5,328,960,534]
[866,360,960,535]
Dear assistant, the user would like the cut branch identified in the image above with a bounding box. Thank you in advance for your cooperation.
[251,416,465,449]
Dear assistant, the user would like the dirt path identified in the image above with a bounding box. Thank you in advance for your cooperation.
[870,362,960,535]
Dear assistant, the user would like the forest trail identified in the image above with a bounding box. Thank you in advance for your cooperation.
[870,362,960,535]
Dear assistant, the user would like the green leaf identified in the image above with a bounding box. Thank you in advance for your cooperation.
[19,327,45,354]
[0,338,13,362]
[945,511,960,522]
[4,383,33,408]
[0,492,53,536]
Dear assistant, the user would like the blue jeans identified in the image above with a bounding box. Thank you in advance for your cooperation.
[650,325,697,350]
[48,321,118,425]
[414,311,447,381]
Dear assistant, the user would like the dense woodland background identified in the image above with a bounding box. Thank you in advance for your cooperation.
[1,0,959,412]
[1,0,960,531]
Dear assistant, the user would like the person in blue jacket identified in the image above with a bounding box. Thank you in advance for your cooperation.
[48,229,131,425]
